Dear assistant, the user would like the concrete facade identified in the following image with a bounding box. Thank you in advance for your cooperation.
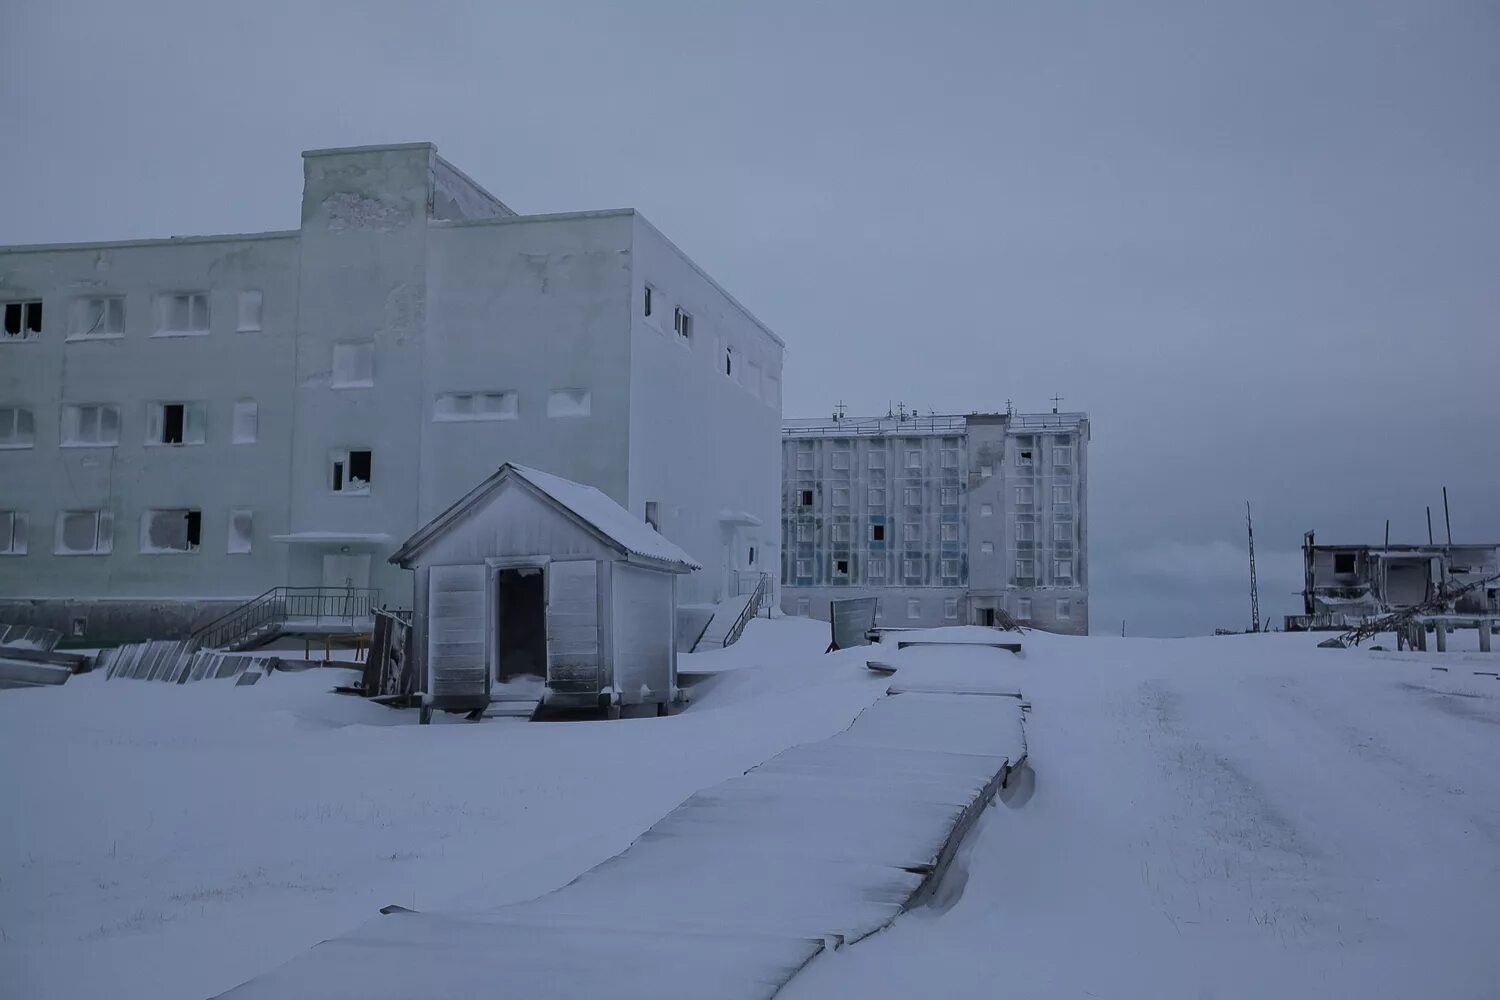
[0,143,782,641]
[779,410,1089,634]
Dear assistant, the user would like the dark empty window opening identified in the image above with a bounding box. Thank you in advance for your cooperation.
[161,404,185,444]
[871,524,886,542]
[185,510,202,548]
[1334,552,1356,574]
[4,300,42,338]
[643,285,653,318]
[333,461,343,492]
[800,489,814,506]
[835,559,849,575]
[725,348,734,377]
[1019,448,1033,465]
[349,450,372,485]
[748,546,756,566]
[645,501,660,531]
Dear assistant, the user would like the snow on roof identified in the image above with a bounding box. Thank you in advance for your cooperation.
[390,464,701,571]
[271,532,393,544]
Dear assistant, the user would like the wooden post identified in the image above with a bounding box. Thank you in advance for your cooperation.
[1416,624,1428,652]
[1481,621,1493,654]
[1436,619,1447,653]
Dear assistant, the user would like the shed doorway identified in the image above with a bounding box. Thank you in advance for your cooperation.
[496,567,547,698]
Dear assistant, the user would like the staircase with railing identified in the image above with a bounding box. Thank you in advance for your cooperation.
[192,587,381,652]
[692,572,771,652]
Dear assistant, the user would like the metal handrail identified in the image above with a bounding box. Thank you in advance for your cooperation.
[191,586,381,650]
[723,572,770,648]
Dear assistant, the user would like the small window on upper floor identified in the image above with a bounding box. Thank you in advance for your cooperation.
[61,404,120,447]
[237,290,263,332]
[3,300,43,341]
[941,558,960,580]
[870,523,886,542]
[1015,485,1035,506]
[980,502,994,517]
[147,402,206,446]
[232,400,258,444]
[1052,485,1072,509]
[332,448,373,494]
[1016,521,1035,542]
[1053,522,1071,542]
[831,450,850,470]
[831,523,851,542]
[1333,552,1356,574]
[868,449,886,469]
[980,463,993,478]
[436,391,519,421]
[903,487,921,507]
[643,284,656,320]
[154,292,209,336]
[645,501,660,531]
[868,557,886,579]
[833,558,850,578]
[55,509,113,555]
[941,448,959,468]
[796,522,814,542]
[795,559,813,580]
[674,307,693,341]
[981,540,994,554]
[0,406,36,449]
[831,487,850,507]
[868,488,887,507]
[1055,445,1073,467]
[0,510,27,555]
[905,449,922,469]
[332,342,375,388]
[69,296,124,339]
[1015,558,1035,580]
[902,558,921,580]
[724,345,734,378]
[141,509,202,553]
[547,388,592,418]
[903,523,920,542]
[1015,598,1032,621]
[799,489,814,507]
[1017,448,1034,467]
[941,523,959,542]
[940,487,958,506]
[796,451,814,471]
[1054,559,1073,582]
[228,508,254,554]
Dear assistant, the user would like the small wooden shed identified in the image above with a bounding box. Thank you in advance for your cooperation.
[389,463,701,717]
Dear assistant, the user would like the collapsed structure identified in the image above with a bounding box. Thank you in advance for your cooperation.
[1290,531,1500,631]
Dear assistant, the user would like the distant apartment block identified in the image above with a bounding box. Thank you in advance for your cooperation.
[780,409,1089,634]
[0,143,783,640]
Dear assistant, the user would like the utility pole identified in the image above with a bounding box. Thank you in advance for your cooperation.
[1246,501,1261,633]
[1443,487,1452,545]
[1427,507,1434,545]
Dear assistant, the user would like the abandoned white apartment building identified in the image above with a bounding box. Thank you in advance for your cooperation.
[0,142,782,642]
[779,408,1090,634]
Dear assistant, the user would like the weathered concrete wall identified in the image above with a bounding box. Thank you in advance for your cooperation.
[0,597,246,644]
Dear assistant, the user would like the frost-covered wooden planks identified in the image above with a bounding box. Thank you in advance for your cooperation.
[218,687,1025,1000]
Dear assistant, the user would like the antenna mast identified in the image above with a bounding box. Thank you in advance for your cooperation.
[1246,501,1261,633]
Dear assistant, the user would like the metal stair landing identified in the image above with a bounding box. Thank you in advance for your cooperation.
[192,587,380,651]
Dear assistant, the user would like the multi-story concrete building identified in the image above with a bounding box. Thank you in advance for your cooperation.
[0,142,783,641]
[779,409,1089,634]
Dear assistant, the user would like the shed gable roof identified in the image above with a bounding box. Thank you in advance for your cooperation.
[390,464,701,572]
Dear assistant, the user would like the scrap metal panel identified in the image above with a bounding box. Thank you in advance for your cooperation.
[428,564,488,704]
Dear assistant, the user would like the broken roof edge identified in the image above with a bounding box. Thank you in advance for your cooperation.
[389,464,701,573]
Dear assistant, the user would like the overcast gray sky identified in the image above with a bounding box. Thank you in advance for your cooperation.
[4,0,1497,635]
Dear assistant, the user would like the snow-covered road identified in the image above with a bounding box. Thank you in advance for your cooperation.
[784,633,1500,1000]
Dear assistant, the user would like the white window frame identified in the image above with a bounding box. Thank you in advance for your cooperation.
[832,558,850,578]
[60,403,120,447]
[1056,599,1072,620]
[796,451,815,471]
[2,300,44,341]
[331,341,375,389]
[1054,445,1073,467]
[867,450,886,469]
[68,296,125,340]
[228,508,254,554]
[643,283,658,323]
[868,487,886,507]
[903,487,921,507]
[867,557,886,579]
[944,597,959,620]
[0,510,27,555]
[902,558,921,580]
[237,290,263,333]
[869,522,886,542]
[831,522,851,542]
[941,522,959,542]
[0,406,35,449]
[981,540,994,554]
[941,448,959,469]
[153,291,209,336]
[54,509,112,555]
[903,523,920,542]
[1016,521,1035,542]
[940,558,960,580]
[1015,485,1035,506]
[796,522,813,542]
[795,559,813,579]
[140,508,203,554]
[831,487,850,507]
[232,400,259,444]
[331,448,373,495]
[1053,522,1071,542]
[1015,558,1035,579]
[145,401,206,446]
[1017,447,1034,467]
[940,486,958,506]
[1054,559,1073,582]
[905,449,922,469]
[547,388,592,418]
[1016,597,1032,621]
[1053,485,1072,508]
[906,598,921,620]
[796,597,811,617]
[831,449,851,470]
[980,463,993,478]
[673,306,693,342]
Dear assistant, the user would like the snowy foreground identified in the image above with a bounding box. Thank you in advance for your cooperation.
[3,620,1499,999]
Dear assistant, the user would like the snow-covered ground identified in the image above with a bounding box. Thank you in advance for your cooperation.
[3,619,1498,999]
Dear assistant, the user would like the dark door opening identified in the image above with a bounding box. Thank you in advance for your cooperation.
[496,567,547,698]
[978,608,996,627]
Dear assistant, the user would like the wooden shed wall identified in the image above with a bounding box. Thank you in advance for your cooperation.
[611,562,676,703]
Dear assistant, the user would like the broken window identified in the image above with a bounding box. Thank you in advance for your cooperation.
[1055,445,1073,467]
[70,296,124,338]
[795,559,813,579]
[332,342,375,388]
[1016,598,1032,621]
[155,292,209,335]
[870,523,886,542]
[944,598,959,620]
[237,290,263,332]
[941,523,959,542]
[832,487,849,507]
[868,558,886,579]
[547,388,591,417]
[55,509,112,555]
[1057,599,1072,620]
[645,501,660,531]
[141,509,202,553]
[940,487,958,506]
[0,510,26,555]
[1334,552,1357,574]
[1054,559,1073,582]
[906,598,921,620]
[3,300,43,340]
[1015,486,1035,506]
[674,307,693,341]
[332,448,373,494]
[1015,558,1035,580]
[833,558,849,577]
[1016,521,1035,542]
[941,558,960,580]
[148,401,205,445]
[800,489,814,507]
[0,406,36,448]
[228,508,253,554]
[60,404,120,446]
[232,400,258,444]
[868,488,886,507]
